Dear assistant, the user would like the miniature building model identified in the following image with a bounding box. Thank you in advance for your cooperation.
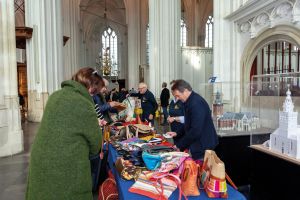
[270,88,300,159]
[217,112,260,131]
[212,91,224,117]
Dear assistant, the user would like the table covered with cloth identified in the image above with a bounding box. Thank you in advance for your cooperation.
[107,144,246,200]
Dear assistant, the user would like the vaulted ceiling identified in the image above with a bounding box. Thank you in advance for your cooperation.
[79,0,127,42]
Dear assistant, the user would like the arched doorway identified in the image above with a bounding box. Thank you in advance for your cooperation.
[241,25,300,100]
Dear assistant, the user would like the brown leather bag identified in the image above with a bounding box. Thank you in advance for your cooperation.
[181,159,200,196]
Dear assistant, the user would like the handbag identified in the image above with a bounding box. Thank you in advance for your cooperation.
[115,157,146,180]
[181,158,200,197]
[200,150,237,198]
[128,124,154,141]
[129,171,184,200]
[98,170,118,200]
[142,146,176,170]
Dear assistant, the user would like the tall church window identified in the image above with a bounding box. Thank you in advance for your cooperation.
[205,16,213,48]
[101,27,118,76]
[181,19,187,46]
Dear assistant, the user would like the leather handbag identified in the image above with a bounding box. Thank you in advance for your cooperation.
[181,158,200,197]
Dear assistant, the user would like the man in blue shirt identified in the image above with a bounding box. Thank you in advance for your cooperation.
[167,79,218,160]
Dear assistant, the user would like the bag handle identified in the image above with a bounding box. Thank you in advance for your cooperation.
[100,126,109,159]
[135,127,139,138]
[126,125,132,139]
[151,172,187,200]
[225,172,238,190]
[100,178,118,200]
[200,154,238,190]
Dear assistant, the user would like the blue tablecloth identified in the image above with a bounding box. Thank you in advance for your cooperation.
[108,144,246,200]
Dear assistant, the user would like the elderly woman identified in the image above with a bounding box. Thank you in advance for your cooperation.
[26,67,104,200]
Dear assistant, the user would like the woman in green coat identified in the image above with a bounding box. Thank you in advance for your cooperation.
[26,67,104,200]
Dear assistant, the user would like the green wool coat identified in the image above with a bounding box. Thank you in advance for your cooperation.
[26,80,102,200]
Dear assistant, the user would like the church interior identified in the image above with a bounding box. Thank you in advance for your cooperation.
[1,0,300,199]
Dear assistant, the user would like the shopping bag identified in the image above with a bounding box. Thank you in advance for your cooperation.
[200,150,229,198]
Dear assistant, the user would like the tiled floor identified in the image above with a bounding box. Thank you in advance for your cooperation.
[0,120,170,200]
[0,122,39,200]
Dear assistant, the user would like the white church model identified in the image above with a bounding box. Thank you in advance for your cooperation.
[270,86,300,159]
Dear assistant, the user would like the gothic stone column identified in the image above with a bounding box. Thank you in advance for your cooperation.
[149,0,181,96]
[25,0,64,122]
[0,0,23,157]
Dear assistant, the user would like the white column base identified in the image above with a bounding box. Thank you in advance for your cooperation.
[0,129,23,157]
[0,96,24,157]
[27,90,49,122]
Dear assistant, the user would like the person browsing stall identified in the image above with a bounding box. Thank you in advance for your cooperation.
[93,78,119,124]
[129,82,158,125]
[26,67,104,200]
[167,79,218,160]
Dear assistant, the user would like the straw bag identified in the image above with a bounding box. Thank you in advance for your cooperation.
[125,124,154,141]
[200,150,237,198]
[98,171,118,200]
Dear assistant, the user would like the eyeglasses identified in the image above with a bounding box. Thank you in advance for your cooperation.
[138,87,145,90]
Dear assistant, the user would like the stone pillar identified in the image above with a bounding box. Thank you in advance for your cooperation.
[214,0,241,112]
[25,0,64,122]
[125,0,141,90]
[62,0,81,80]
[0,0,23,157]
[149,0,181,96]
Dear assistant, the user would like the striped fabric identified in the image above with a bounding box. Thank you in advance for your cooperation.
[129,171,178,200]
[95,104,104,120]
[205,174,228,198]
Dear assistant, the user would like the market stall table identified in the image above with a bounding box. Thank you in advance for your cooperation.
[108,144,246,200]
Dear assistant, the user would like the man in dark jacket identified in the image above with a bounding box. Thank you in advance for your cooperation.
[130,82,158,125]
[167,79,218,160]
[160,82,170,125]
[168,97,185,146]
